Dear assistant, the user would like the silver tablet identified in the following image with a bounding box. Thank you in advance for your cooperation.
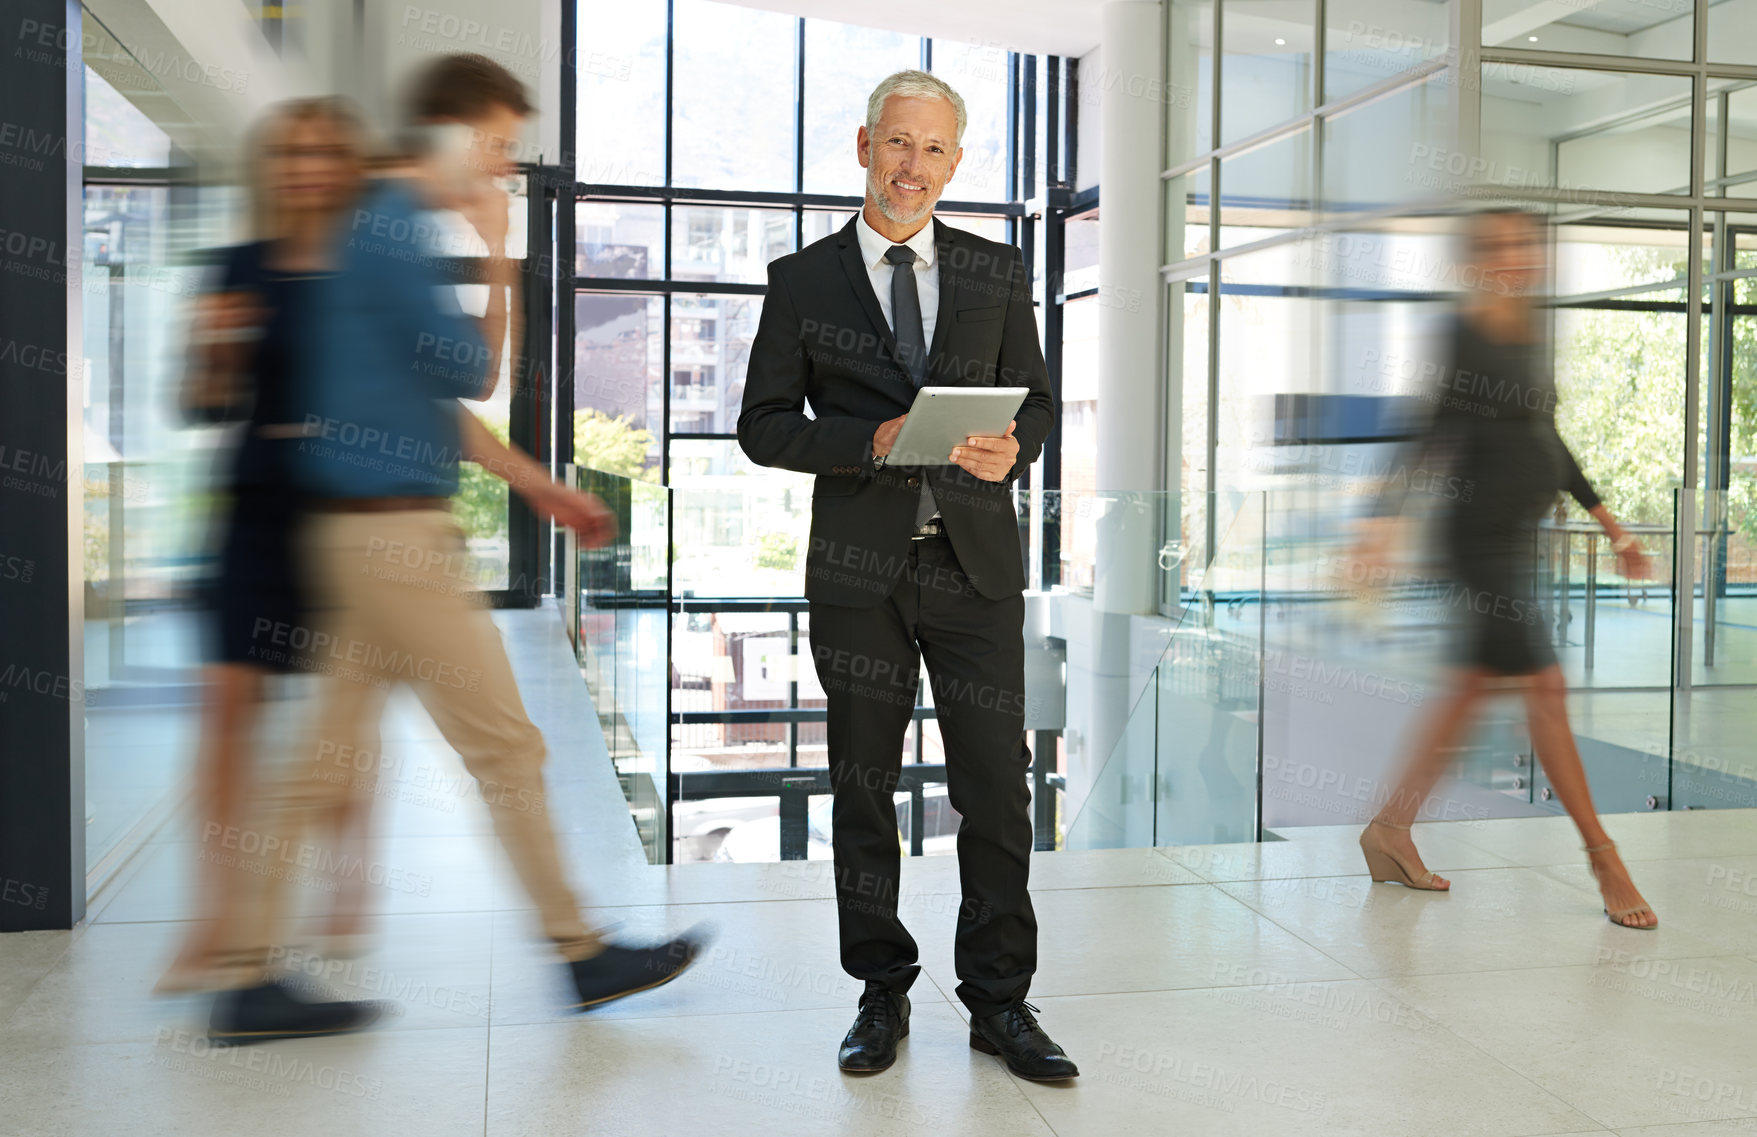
[886,386,1030,466]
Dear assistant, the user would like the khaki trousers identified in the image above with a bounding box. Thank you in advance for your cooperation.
[217,508,601,979]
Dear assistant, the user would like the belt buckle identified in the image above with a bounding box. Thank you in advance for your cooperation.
[911,518,943,540]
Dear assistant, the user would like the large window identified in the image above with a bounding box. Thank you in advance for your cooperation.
[1164,0,1757,822]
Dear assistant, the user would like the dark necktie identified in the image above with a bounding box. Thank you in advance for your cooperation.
[883,243,937,526]
[885,244,928,386]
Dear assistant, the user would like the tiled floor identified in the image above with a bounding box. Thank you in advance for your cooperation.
[7,611,1757,1135]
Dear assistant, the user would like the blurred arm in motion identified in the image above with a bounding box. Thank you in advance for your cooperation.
[456,408,616,547]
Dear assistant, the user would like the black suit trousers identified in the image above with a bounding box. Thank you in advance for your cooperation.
[808,533,1037,1018]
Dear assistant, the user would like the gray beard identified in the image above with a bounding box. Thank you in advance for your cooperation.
[867,165,934,227]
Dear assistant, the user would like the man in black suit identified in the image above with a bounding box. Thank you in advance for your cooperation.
[737,69,1073,1082]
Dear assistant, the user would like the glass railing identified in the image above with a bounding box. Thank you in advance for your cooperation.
[567,464,670,864]
[658,485,1254,862]
[1669,484,1757,810]
[563,470,1757,866]
[1061,492,1266,850]
[1060,477,1739,852]
[1259,485,1682,821]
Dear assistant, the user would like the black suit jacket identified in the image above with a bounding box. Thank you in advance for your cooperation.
[737,215,1057,608]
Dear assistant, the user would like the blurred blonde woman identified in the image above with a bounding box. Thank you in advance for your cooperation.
[163,99,372,990]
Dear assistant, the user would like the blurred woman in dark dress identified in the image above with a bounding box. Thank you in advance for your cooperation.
[162,99,370,989]
[1355,208,1658,930]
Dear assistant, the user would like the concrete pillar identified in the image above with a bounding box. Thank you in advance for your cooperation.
[1094,0,1167,617]
[1063,1,1172,849]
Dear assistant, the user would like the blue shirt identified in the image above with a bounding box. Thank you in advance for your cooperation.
[294,178,488,498]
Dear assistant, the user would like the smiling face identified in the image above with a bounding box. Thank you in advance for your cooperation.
[858,93,963,232]
[1470,210,1546,300]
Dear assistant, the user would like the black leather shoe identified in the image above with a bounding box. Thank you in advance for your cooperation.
[568,927,708,1010]
[969,1000,1079,1082]
[209,979,388,1044]
[838,989,910,1073]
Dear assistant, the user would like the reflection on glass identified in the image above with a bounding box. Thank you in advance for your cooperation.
[1216,242,1316,492]
[1059,299,1100,588]
[575,469,671,862]
[930,38,1012,203]
[938,213,1009,244]
[803,21,920,196]
[1322,73,1449,214]
[671,206,793,285]
[1169,163,1213,262]
[1325,0,1447,101]
[672,0,797,191]
[456,340,515,590]
[1218,128,1312,249]
[81,185,204,874]
[1178,286,1211,583]
[803,209,857,245]
[1706,83,1757,198]
[1169,0,1214,159]
[1063,212,1099,294]
[574,292,662,479]
[1484,0,1690,62]
[1554,220,1688,298]
[1220,0,1315,144]
[576,202,663,278]
[84,66,171,167]
[1479,66,1691,197]
[577,0,668,185]
[670,293,762,434]
[1673,487,1757,806]
[1554,227,1687,528]
[669,440,814,597]
[1709,0,1757,64]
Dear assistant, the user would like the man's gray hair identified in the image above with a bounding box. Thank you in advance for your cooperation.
[866,69,967,147]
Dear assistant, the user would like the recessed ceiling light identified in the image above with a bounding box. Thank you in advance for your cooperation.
[1275,37,1286,45]
[1528,34,1539,41]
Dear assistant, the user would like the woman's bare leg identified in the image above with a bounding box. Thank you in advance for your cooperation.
[163,663,265,983]
[1521,664,1656,928]
[1367,668,1493,889]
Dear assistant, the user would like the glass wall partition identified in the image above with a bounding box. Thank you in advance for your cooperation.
[80,42,209,892]
[1162,0,1757,828]
[572,467,672,862]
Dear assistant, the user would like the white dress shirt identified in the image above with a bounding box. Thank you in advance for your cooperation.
[854,209,941,522]
[854,209,939,354]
